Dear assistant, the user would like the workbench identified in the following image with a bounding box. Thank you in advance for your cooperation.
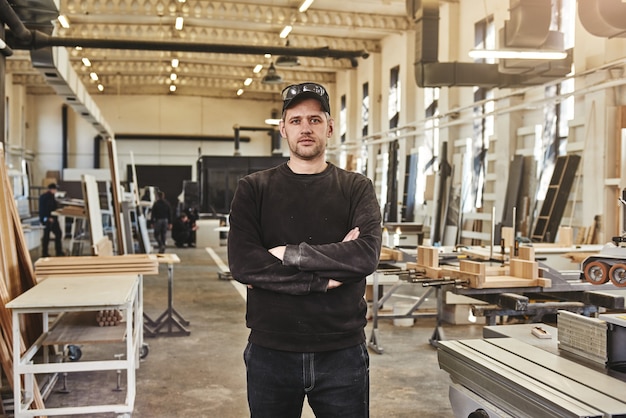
[7,274,142,417]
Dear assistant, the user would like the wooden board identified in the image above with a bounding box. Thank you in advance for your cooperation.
[107,138,126,254]
[82,174,104,248]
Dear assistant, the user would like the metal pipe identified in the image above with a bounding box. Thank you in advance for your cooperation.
[10,30,369,61]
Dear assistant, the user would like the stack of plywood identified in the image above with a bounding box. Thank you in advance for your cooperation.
[34,254,159,279]
[0,143,46,411]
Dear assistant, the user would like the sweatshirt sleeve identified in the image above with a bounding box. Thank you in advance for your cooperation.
[281,176,382,282]
[227,177,329,295]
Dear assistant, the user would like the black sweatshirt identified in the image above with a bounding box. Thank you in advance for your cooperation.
[228,162,382,352]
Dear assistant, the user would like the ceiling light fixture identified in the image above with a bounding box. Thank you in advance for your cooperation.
[97,84,104,92]
[261,62,283,85]
[275,55,300,67]
[170,73,177,81]
[468,49,568,60]
[82,57,92,67]
[171,58,179,68]
[298,0,315,13]
[253,64,263,73]
[89,72,98,81]
[275,40,300,67]
[244,78,253,86]
[265,118,281,126]
[170,85,177,92]
[175,16,184,31]
[279,25,293,39]
[237,88,244,96]
[57,15,70,29]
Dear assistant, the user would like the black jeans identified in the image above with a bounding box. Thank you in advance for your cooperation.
[42,217,63,257]
[244,342,369,418]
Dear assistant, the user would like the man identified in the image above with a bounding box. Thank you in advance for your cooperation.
[228,82,382,417]
[151,191,172,253]
[172,212,198,248]
[39,183,64,257]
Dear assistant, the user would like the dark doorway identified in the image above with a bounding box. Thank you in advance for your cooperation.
[128,165,192,212]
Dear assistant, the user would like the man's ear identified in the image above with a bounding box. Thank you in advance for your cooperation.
[327,118,334,137]
[279,120,286,138]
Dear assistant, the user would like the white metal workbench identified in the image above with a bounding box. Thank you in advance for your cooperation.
[7,274,141,417]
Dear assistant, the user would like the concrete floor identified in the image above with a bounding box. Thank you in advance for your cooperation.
[39,244,484,417]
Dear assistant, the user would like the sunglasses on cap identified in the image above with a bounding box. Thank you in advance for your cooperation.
[281,83,328,101]
[281,83,331,114]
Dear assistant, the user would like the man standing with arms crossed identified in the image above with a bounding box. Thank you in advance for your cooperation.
[228,82,382,417]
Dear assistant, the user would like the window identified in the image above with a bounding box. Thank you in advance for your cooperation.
[340,94,347,143]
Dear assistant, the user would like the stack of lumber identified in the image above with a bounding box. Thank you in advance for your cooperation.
[34,254,159,278]
[0,143,46,411]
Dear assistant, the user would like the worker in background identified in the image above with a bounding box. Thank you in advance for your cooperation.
[184,207,199,246]
[39,183,64,257]
[151,191,172,253]
[228,82,382,417]
[172,212,198,248]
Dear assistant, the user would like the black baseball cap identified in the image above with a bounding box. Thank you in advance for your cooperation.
[48,183,58,189]
[282,82,331,115]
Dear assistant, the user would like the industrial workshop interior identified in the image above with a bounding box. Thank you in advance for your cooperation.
[1,0,626,417]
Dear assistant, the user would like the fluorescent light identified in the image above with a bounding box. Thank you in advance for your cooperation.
[237,89,244,96]
[171,58,179,68]
[253,64,263,73]
[97,84,104,92]
[265,118,281,126]
[469,49,568,60]
[89,72,98,81]
[279,25,292,39]
[175,16,184,30]
[58,15,70,29]
[170,73,177,80]
[170,85,177,92]
[264,53,271,59]
[299,0,314,13]
[81,57,92,67]
[244,78,253,86]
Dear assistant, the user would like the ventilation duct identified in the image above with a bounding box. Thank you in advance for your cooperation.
[30,46,113,136]
[578,0,626,38]
[410,0,572,88]
[1,0,113,137]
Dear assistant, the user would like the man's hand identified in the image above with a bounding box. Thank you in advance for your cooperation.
[268,245,286,261]
[342,227,360,242]
[327,279,342,289]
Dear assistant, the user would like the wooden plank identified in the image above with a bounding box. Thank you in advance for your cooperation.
[107,138,126,254]
[0,143,46,412]
[418,246,439,268]
[510,259,539,280]
[518,245,535,261]
[82,174,104,250]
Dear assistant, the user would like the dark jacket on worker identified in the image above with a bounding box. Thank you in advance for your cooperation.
[151,198,172,223]
[228,162,382,352]
[39,191,58,223]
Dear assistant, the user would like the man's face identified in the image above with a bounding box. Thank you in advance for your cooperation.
[279,98,334,162]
